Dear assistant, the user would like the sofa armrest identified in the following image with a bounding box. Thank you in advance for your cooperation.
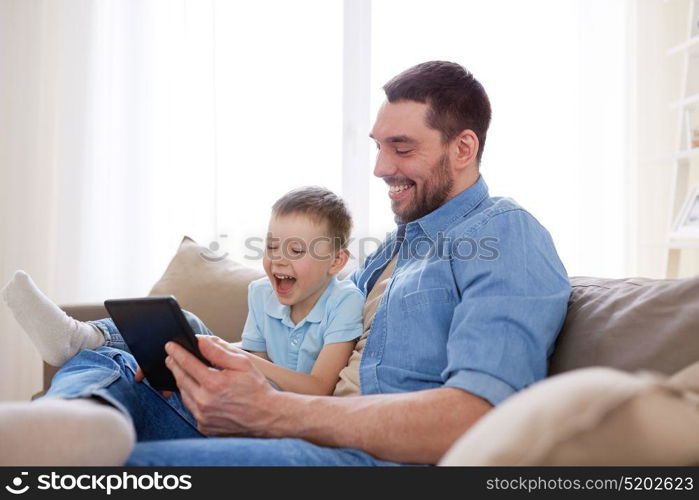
[61,303,108,322]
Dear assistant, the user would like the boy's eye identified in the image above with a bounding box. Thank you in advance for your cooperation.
[396,149,412,155]
[290,248,305,255]
[266,245,278,251]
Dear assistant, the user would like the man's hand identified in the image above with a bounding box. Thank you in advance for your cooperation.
[164,335,284,436]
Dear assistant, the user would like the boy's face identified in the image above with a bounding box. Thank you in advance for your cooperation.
[263,213,343,311]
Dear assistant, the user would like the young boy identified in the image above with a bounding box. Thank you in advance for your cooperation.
[237,186,363,394]
[1,186,363,396]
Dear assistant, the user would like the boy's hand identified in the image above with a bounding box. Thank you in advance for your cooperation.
[134,365,173,399]
[134,365,145,383]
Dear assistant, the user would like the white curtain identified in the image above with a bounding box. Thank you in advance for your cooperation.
[0,0,343,401]
[0,0,218,401]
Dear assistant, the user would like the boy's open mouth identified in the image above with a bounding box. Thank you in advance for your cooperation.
[273,273,296,295]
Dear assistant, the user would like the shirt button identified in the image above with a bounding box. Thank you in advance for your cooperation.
[291,338,299,346]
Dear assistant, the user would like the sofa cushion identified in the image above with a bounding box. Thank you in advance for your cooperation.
[149,236,264,342]
[549,276,699,375]
[439,361,699,466]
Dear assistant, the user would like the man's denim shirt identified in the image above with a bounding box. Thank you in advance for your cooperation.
[349,176,571,406]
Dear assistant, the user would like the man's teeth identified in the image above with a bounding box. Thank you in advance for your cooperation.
[389,184,413,193]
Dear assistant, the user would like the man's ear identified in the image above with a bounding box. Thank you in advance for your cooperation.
[453,129,479,169]
[329,248,350,276]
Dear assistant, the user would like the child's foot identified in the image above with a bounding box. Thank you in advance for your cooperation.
[1,270,105,366]
[0,398,135,465]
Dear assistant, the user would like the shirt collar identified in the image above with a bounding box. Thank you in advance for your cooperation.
[408,175,489,239]
[263,276,337,327]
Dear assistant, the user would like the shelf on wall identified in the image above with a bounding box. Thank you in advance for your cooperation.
[671,92,699,109]
[668,33,699,56]
[662,0,699,278]
[651,148,699,164]
[668,237,699,249]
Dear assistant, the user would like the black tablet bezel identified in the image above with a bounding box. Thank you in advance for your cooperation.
[104,296,212,391]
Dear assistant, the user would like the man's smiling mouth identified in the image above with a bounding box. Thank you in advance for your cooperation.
[388,182,415,200]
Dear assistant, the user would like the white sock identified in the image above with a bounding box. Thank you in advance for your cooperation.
[0,398,136,466]
[1,270,105,367]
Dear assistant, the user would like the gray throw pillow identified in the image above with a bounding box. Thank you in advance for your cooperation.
[549,276,699,375]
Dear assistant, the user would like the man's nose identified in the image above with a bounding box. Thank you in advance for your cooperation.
[373,149,396,178]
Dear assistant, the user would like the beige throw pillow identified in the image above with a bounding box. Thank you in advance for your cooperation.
[149,236,264,342]
[439,361,699,466]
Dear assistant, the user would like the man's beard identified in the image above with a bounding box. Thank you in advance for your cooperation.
[393,152,454,224]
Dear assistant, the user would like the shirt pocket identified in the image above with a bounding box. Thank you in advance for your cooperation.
[401,287,455,312]
[395,287,456,374]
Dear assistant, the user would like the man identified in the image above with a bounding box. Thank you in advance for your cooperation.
[1,61,570,466]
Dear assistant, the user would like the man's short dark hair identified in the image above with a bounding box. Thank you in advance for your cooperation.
[272,186,352,250]
[383,61,492,164]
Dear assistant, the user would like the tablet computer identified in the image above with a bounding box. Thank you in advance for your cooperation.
[104,296,212,391]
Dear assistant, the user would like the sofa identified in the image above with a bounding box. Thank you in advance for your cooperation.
[45,236,699,465]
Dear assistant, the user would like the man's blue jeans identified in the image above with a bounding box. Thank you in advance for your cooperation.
[41,312,400,466]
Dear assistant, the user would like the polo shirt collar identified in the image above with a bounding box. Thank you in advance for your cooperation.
[409,175,489,239]
[263,276,337,327]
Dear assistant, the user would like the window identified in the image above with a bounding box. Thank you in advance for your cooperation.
[363,0,628,276]
[213,0,343,266]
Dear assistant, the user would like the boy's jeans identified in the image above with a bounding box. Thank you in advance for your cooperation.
[41,311,399,466]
